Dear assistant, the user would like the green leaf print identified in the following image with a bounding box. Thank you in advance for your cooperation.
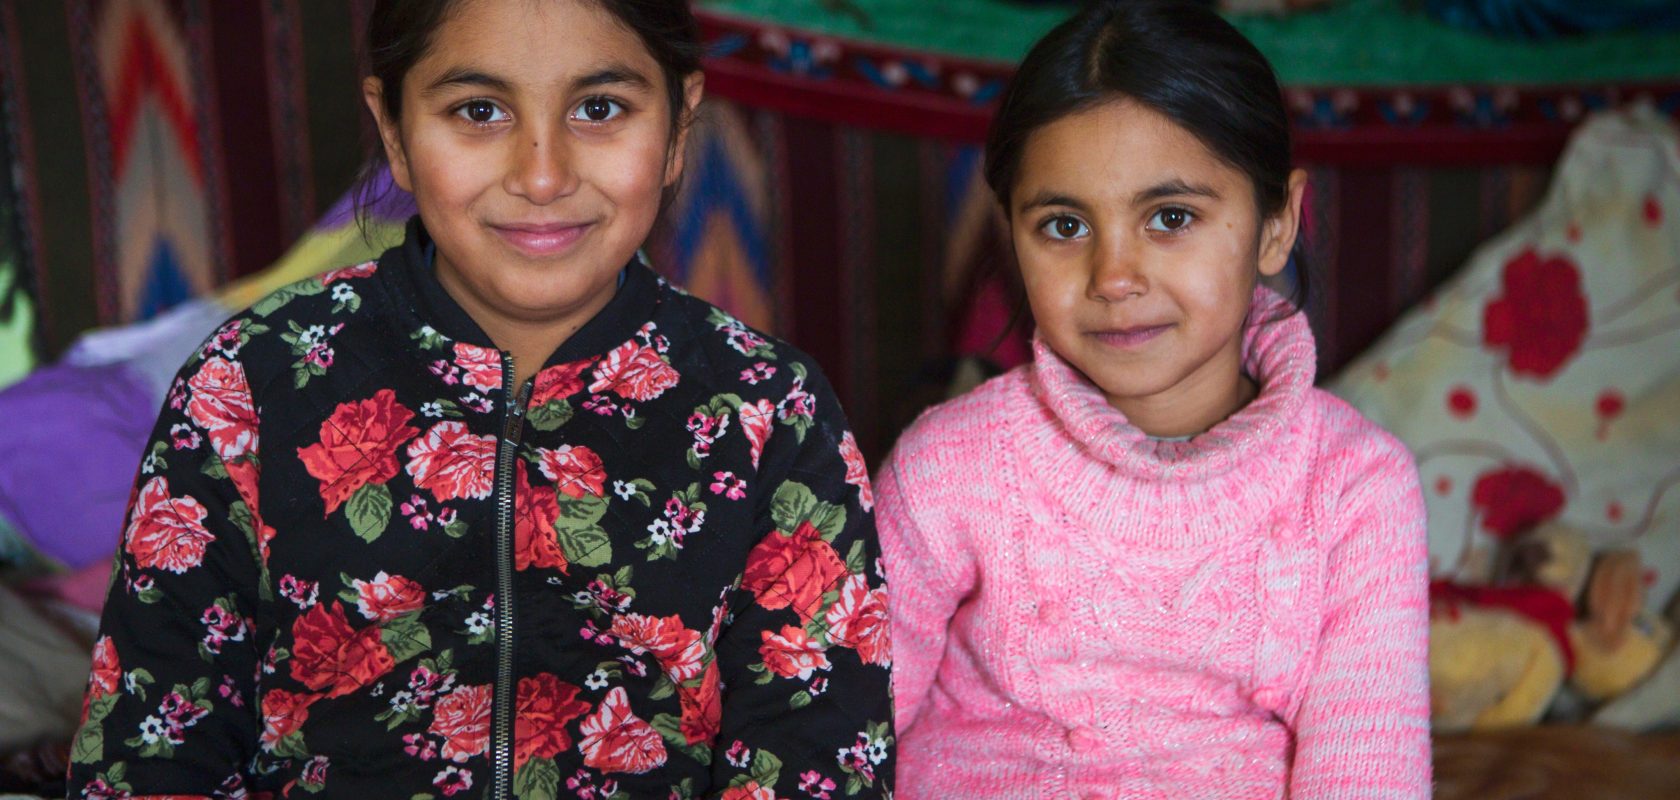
[769,482,846,540]
[651,713,712,766]
[252,279,325,318]
[514,756,560,800]
[69,694,118,763]
[528,399,574,431]
[200,453,229,480]
[380,613,433,663]
[749,749,783,788]
[554,494,612,567]
[347,482,393,542]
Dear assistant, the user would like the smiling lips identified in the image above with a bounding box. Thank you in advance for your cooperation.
[1090,324,1172,349]
[491,221,592,257]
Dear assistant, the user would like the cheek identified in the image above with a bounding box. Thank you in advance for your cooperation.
[589,133,671,214]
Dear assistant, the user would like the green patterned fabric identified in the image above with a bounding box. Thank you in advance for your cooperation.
[698,0,1680,84]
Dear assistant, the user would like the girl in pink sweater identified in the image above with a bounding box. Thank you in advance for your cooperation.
[876,1,1431,797]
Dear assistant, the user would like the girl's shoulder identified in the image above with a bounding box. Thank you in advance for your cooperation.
[1303,386,1421,494]
[884,366,1032,476]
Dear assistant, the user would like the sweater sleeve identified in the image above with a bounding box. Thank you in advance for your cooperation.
[708,361,894,798]
[1288,437,1432,799]
[65,352,267,798]
[873,428,976,734]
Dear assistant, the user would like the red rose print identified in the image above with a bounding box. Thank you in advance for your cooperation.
[452,343,503,393]
[531,359,592,405]
[1471,465,1566,539]
[578,686,667,774]
[678,663,721,745]
[742,522,848,622]
[825,574,890,666]
[515,462,568,573]
[406,422,497,502]
[759,625,832,680]
[1482,248,1589,380]
[124,477,215,574]
[288,602,395,697]
[429,684,492,763]
[226,459,276,565]
[608,613,706,682]
[87,636,121,699]
[720,783,776,800]
[352,571,426,622]
[537,444,607,499]
[187,356,259,460]
[259,688,318,751]
[514,673,591,769]
[739,399,774,469]
[589,340,679,402]
[320,261,377,284]
[838,431,873,512]
[297,389,420,513]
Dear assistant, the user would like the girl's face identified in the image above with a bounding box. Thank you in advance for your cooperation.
[366,0,702,341]
[1009,99,1304,437]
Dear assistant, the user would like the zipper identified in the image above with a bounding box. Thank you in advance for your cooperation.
[492,354,530,798]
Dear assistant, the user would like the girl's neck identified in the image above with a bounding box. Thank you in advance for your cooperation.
[1105,344,1258,439]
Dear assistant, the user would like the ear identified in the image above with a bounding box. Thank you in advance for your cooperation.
[363,76,413,193]
[1258,168,1308,278]
[663,72,707,188]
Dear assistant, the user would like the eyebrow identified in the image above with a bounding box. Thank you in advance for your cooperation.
[421,64,655,98]
[1018,192,1090,214]
[1132,179,1221,205]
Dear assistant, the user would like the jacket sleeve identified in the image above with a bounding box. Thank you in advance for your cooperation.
[65,351,267,798]
[1287,439,1433,799]
[707,362,894,798]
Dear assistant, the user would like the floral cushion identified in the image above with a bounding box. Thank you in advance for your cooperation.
[1331,106,1680,612]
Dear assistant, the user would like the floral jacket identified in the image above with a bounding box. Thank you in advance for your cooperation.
[67,221,894,800]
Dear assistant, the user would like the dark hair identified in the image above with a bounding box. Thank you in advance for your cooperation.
[354,0,703,229]
[983,0,1309,313]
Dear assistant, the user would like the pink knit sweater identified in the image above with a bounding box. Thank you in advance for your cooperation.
[877,292,1431,799]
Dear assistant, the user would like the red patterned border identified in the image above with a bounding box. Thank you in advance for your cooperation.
[696,10,1680,165]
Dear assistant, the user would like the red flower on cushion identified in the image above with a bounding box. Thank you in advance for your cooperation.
[578,686,667,774]
[125,477,215,574]
[297,389,420,513]
[259,688,318,752]
[1471,465,1567,539]
[742,522,847,622]
[452,343,503,393]
[589,340,679,402]
[406,421,497,502]
[430,684,492,763]
[187,356,259,460]
[514,462,568,573]
[1482,248,1589,380]
[288,602,395,697]
[514,673,591,769]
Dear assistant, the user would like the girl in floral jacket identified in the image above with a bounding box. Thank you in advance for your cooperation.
[67,2,892,798]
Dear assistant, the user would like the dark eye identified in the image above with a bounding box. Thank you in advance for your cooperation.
[456,100,507,124]
[575,97,623,123]
[1041,215,1090,241]
[1147,207,1194,232]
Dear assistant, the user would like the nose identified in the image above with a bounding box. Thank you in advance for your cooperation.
[503,125,578,205]
[1089,237,1147,302]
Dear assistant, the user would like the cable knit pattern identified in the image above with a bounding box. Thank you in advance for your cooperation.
[878,288,1431,799]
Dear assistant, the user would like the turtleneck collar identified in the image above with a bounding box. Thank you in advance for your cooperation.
[377,216,663,371]
[1027,285,1317,483]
